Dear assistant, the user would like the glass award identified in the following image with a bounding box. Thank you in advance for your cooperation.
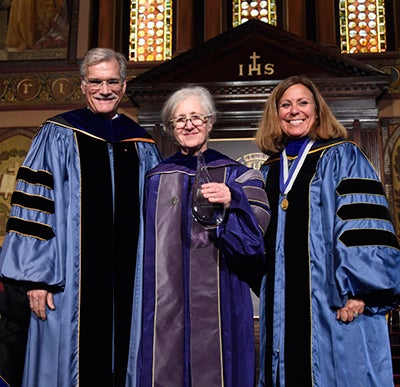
[191,151,225,229]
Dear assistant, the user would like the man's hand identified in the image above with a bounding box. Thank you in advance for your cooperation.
[27,289,55,320]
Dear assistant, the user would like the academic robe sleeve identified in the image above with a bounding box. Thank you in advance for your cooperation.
[318,142,400,314]
[218,167,271,295]
[0,122,76,289]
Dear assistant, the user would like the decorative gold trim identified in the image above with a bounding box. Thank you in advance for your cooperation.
[0,72,83,106]
[0,70,139,107]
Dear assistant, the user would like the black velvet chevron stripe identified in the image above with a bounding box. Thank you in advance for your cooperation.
[337,178,385,196]
[337,203,391,221]
[11,191,55,214]
[339,229,399,249]
[16,166,54,189]
[6,217,55,240]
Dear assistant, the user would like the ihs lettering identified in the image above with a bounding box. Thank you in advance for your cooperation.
[238,51,274,76]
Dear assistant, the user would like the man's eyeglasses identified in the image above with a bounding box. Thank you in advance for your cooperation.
[83,78,123,91]
[169,114,212,129]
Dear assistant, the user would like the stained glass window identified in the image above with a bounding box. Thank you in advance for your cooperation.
[232,0,277,27]
[129,0,172,61]
[339,0,386,53]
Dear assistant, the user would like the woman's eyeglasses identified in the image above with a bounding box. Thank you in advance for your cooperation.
[169,114,212,129]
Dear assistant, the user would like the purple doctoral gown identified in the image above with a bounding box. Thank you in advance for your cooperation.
[138,149,271,387]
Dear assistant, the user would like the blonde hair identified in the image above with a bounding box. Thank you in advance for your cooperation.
[255,75,348,155]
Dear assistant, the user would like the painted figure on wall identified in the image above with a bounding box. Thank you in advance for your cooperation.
[5,0,69,53]
[0,0,72,60]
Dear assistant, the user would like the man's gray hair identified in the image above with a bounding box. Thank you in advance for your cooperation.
[79,48,127,81]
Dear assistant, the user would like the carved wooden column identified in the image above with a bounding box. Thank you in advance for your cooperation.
[153,123,178,158]
[315,0,338,50]
[394,0,400,50]
[174,1,195,56]
[98,0,116,48]
[282,0,307,38]
[204,0,223,41]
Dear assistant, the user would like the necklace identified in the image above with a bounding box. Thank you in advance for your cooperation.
[279,138,315,210]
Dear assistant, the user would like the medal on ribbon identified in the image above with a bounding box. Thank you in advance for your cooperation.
[280,139,315,211]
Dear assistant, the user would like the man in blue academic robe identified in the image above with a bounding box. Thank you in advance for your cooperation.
[0,48,162,387]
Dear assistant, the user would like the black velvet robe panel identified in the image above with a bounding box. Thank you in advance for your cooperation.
[76,133,139,387]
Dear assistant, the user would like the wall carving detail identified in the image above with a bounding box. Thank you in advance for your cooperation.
[0,69,140,107]
[0,72,83,106]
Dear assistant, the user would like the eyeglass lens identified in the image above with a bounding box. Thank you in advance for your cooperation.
[85,79,122,90]
[174,115,207,128]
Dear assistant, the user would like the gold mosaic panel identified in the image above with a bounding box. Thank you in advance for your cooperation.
[129,0,173,62]
[339,0,387,53]
[232,0,277,27]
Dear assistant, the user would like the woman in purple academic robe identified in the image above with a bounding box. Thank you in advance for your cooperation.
[137,86,271,387]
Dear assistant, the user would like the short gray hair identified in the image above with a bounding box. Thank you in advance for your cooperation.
[161,85,217,136]
[79,48,127,81]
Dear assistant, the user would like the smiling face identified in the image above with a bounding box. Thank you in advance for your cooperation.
[80,58,126,119]
[277,83,318,139]
[171,95,212,155]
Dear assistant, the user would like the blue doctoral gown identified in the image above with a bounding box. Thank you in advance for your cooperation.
[0,108,162,387]
[258,139,400,387]
[138,149,271,387]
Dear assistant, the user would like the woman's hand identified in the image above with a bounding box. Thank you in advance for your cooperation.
[201,182,232,209]
[336,299,365,322]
